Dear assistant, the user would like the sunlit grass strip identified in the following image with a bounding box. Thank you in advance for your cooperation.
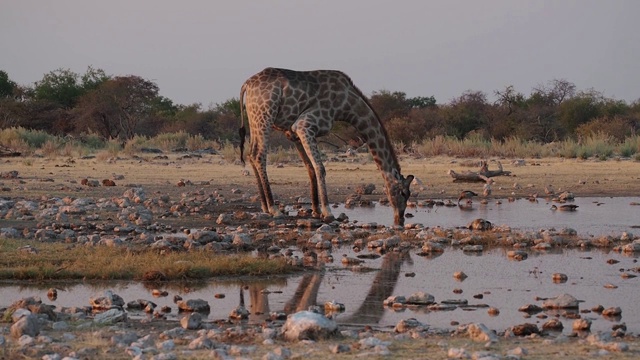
[0,239,296,281]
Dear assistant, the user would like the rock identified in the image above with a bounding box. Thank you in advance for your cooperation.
[281,310,338,341]
[511,323,540,336]
[422,241,445,253]
[93,308,127,324]
[453,271,468,281]
[394,318,427,333]
[324,301,345,312]
[462,244,483,252]
[519,304,543,313]
[177,299,210,313]
[542,293,579,309]
[621,240,640,253]
[572,318,592,331]
[602,307,622,316]
[355,183,376,195]
[447,347,469,359]
[467,323,498,343]
[468,218,492,231]
[507,250,528,260]
[10,314,40,338]
[90,290,125,310]
[229,305,250,320]
[180,312,202,330]
[330,343,351,354]
[405,291,435,305]
[542,318,564,331]
[383,295,406,307]
[552,273,568,283]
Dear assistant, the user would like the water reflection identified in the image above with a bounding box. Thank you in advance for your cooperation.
[1,247,638,335]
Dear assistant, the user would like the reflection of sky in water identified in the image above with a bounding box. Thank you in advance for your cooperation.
[336,197,640,237]
[2,248,637,335]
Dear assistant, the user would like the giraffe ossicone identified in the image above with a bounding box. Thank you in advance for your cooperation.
[239,67,413,226]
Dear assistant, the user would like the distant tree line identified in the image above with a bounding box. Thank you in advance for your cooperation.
[1,67,639,149]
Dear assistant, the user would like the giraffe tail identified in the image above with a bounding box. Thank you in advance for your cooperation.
[239,83,247,165]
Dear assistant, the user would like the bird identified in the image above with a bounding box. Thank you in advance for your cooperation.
[551,204,579,211]
[458,190,478,205]
[482,183,492,197]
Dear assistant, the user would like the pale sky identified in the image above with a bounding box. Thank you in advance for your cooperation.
[2,0,639,107]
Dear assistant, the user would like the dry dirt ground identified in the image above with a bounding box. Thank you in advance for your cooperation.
[2,152,640,359]
[4,153,640,203]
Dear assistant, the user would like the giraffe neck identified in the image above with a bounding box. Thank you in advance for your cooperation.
[350,112,402,183]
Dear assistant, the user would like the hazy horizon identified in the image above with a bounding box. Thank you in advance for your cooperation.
[2,1,639,107]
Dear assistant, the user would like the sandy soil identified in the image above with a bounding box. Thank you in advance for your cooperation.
[4,153,640,202]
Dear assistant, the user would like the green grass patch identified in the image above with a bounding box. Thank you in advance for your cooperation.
[0,238,297,281]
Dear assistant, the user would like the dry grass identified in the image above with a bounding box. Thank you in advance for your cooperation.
[0,239,296,281]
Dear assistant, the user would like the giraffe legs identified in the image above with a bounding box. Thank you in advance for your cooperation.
[293,121,334,221]
[289,136,321,217]
[247,129,283,217]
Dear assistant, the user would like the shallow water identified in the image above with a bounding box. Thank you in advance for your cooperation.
[2,197,639,335]
[336,196,640,237]
[2,247,638,335]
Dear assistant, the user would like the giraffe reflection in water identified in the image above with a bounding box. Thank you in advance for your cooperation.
[245,250,410,324]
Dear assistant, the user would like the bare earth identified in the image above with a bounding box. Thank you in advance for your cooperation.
[2,152,640,359]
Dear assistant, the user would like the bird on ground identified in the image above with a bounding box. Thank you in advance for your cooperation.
[458,190,478,205]
[550,204,579,211]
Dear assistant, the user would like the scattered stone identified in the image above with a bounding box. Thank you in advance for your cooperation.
[552,273,568,283]
[10,314,40,338]
[93,308,127,324]
[542,318,564,331]
[602,307,622,317]
[405,291,435,305]
[572,318,592,331]
[281,310,338,341]
[90,290,125,310]
[466,323,498,343]
[180,312,202,330]
[177,299,210,313]
[542,293,579,309]
[394,318,427,333]
[518,304,543,313]
[507,250,528,260]
[487,307,500,316]
[453,271,468,281]
[511,323,540,336]
[468,218,492,231]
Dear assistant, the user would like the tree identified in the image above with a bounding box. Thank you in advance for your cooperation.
[369,90,411,122]
[407,96,436,109]
[531,79,576,106]
[75,76,159,140]
[33,68,82,109]
[0,70,17,98]
[443,90,491,139]
[32,67,110,110]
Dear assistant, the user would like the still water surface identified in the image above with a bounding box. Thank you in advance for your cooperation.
[2,197,639,334]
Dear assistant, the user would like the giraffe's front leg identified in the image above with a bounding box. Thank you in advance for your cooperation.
[294,123,334,221]
[291,139,321,217]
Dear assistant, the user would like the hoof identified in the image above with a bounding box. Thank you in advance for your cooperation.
[322,214,336,223]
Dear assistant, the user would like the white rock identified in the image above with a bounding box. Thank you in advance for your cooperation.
[281,311,337,341]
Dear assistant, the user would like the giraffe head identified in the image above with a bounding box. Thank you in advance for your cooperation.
[388,174,414,226]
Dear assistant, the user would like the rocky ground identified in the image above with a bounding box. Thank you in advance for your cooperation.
[1,152,640,359]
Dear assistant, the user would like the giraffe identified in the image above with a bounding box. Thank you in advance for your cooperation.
[239,67,413,226]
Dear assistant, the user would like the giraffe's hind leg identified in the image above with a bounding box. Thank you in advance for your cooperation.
[248,130,283,217]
